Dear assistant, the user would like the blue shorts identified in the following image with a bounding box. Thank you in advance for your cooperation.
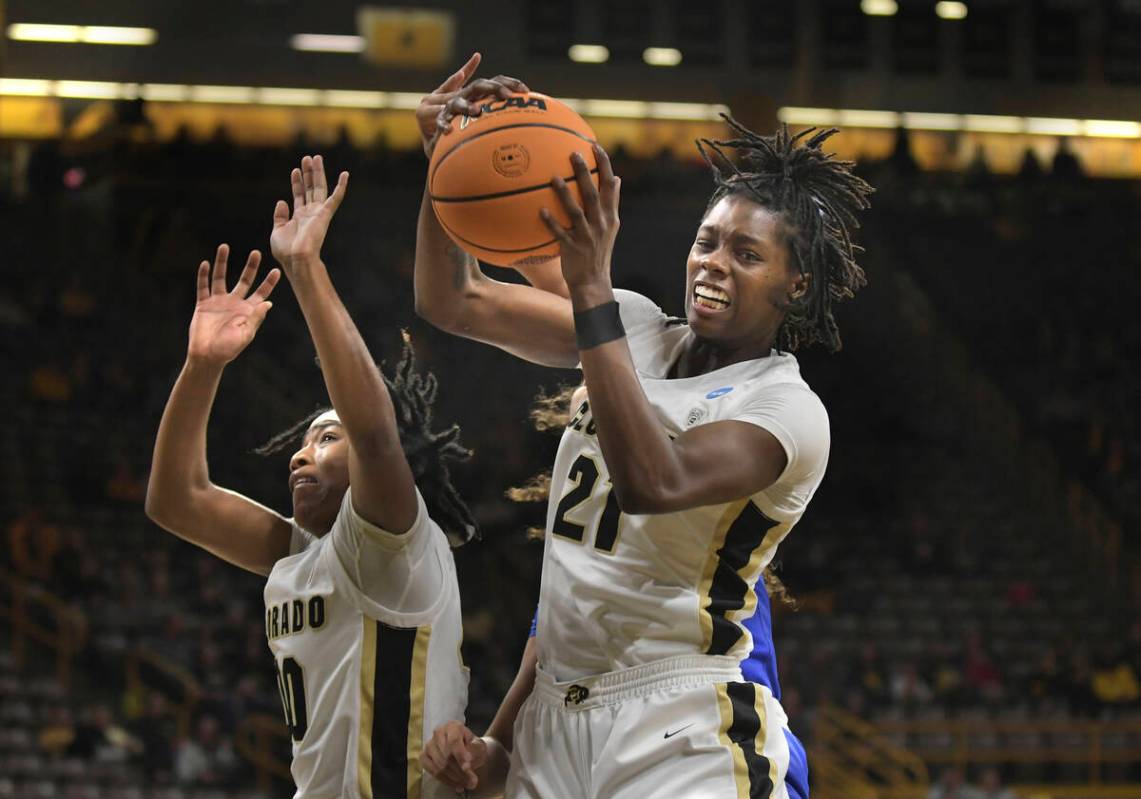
[784,728,809,799]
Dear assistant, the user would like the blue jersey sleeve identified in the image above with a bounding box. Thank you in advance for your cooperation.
[529,607,538,638]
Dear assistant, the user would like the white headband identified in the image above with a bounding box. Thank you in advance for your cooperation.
[308,409,341,430]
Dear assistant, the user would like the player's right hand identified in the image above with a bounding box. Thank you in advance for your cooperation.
[416,52,531,158]
[421,721,487,793]
[186,244,279,366]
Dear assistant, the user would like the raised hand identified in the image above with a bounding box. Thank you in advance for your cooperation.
[187,244,279,366]
[416,52,531,157]
[542,143,622,295]
[421,721,488,793]
[269,154,348,271]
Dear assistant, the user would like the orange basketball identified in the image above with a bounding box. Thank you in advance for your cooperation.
[428,92,599,267]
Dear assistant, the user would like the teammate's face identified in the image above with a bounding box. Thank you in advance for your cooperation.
[685,195,805,349]
[288,422,350,535]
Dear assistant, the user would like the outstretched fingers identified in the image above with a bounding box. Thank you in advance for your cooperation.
[432,52,481,95]
[327,170,349,213]
[595,143,621,215]
[290,167,305,211]
[196,260,210,303]
[211,244,230,294]
[272,199,290,229]
[250,266,280,303]
[231,249,262,296]
[301,155,316,204]
[309,154,328,202]
[571,151,600,222]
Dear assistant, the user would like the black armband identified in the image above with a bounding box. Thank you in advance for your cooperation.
[574,301,625,350]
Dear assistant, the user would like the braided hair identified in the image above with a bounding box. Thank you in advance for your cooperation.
[256,334,478,546]
[696,118,874,352]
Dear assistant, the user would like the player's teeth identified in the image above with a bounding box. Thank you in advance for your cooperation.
[694,286,730,307]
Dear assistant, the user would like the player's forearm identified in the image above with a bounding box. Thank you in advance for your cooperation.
[571,286,685,514]
[469,739,510,799]
[413,185,484,330]
[484,637,538,750]
[286,259,400,454]
[146,358,224,523]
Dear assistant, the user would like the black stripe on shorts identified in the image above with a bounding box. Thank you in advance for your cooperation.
[726,681,774,799]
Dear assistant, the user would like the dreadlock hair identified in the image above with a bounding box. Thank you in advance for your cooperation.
[507,385,798,608]
[255,333,478,547]
[696,118,874,353]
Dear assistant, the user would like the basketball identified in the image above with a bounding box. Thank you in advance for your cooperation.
[428,92,599,267]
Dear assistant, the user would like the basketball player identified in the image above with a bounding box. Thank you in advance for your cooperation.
[414,60,871,798]
[145,155,473,799]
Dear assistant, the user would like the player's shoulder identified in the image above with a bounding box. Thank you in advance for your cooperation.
[613,289,669,331]
[729,354,828,420]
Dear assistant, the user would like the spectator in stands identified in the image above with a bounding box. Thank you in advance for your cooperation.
[174,714,237,788]
[1091,644,1140,707]
[964,631,1004,703]
[976,767,1015,799]
[891,659,934,711]
[132,692,175,784]
[927,766,981,799]
[857,642,891,705]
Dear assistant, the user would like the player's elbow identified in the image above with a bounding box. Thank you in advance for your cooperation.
[144,481,199,534]
[612,482,670,515]
[144,486,176,530]
[413,288,453,330]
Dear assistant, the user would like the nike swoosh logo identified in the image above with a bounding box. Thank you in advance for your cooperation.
[663,723,694,739]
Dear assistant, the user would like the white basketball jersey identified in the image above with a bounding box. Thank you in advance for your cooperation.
[264,488,467,799]
[537,290,830,681]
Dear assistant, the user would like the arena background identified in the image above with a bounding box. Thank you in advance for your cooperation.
[1,1,1139,797]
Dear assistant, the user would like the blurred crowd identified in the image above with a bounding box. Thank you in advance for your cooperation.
[2,122,1138,796]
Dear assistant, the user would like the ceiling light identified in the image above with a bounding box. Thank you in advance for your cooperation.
[643,47,682,67]
[0,77,731,121]
[902,112,962,131]
[257,88,322,106]
[190,85,256,104]
[578,99,649,118]
[569,44,609,64]
[935,2,968,20]
[7,23,156,45]
[324,90,386,109]
[0,78,52,96]
[290,33,365,53]
[1083,119,1141,138]
[55,80,134,99]
[778,107,840,126]
[838,109,900,128]
[82,26,157,45]
[963,114,1022,133]
[1024,117,1081,136]
[860,0,898,16]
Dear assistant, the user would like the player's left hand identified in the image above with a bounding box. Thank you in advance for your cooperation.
[541,143,621,296]
[421,721,487,792]
[270,154,348,271]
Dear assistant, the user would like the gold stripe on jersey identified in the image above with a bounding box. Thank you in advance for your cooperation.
[701,502,782,659]
[357,617,378,799]
[697,499,750,653]
[732,521,789,660]
[405,624,432,799]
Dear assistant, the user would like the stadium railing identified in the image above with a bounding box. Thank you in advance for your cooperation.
[235,712,292,795]
[125,646,202,739]
[811,704,931,799]
[0,566,88,687]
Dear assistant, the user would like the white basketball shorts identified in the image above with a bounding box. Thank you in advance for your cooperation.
[506,654,796,799]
